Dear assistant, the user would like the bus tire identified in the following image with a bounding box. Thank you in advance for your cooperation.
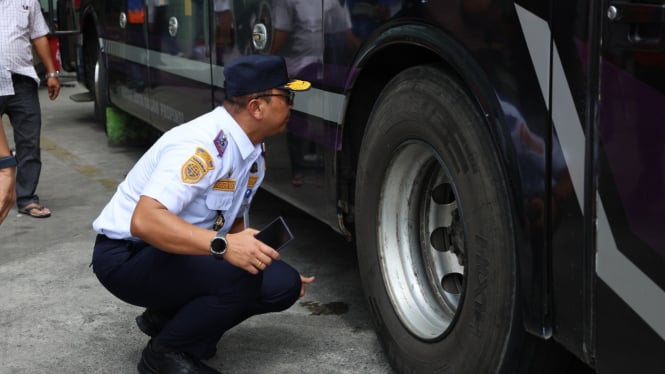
[94,50,110,128]
[84,32,109,126]
[355,64,527,374]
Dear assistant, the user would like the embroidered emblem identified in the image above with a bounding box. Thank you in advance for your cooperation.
[214,130,228,156]
[250,162,258,173]
[181,147,214,184]
[195,147,215,170]
[181,155,208,184]
[213,178,236,191]
[247,175,258,188]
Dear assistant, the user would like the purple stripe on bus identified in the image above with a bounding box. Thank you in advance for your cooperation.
[599,60,665,257]
[287,114,341,151]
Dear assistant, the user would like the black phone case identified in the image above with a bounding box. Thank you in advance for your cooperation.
[255,216,294,251]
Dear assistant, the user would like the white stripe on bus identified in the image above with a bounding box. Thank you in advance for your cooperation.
[103,39,345,124]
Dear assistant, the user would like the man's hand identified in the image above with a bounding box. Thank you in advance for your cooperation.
[0,167,17,224]
[0,124,15,225]
[224,228,281,274]
[31,36,60,101]
[46,76,60,100]
[299,274,315,297]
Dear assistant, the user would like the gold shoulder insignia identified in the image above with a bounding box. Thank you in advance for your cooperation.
[181,154,209,184]
[181,147,215,184]
[195,147,215,170]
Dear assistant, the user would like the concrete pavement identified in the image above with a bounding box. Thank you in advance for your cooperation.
[0,81,393,374]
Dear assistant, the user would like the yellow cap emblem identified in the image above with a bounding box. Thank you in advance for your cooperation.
[284,79,311,91]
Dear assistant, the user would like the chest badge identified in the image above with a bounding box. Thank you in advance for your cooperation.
[214,130,228,157]
[213,212,225,231]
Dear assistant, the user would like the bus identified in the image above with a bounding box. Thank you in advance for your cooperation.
[51,0,665,373]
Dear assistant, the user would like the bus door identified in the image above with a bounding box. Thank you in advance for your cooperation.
[595,1,665,372]
[145,0,214,131]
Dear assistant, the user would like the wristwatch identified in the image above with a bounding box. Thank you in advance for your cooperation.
[0,155,17,169]
[45,71,60,79]
[210,234,227,258]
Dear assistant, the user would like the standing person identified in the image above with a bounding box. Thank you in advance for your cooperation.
[0,119,17,224]
[91,55,315,374]
[0,0,61,218]
[271,0,359,187]
[213,0,234,64]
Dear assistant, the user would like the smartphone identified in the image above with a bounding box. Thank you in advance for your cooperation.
[255,216,294,251]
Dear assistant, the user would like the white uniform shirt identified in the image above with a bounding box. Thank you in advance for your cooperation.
[0,0,51,95]
[93,106,265,240]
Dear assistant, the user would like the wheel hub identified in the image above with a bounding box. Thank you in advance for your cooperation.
[378,141,466,340]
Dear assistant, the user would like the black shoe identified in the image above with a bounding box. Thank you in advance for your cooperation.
[137,340,221,374]
[136,309,175,337]
[136,309,218,359]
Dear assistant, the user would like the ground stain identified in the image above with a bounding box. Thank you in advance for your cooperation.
[300,301,349,315]
[41,136,120,192]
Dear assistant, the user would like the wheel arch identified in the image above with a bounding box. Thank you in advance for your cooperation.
[341,22,523,233]
[339,22,544,337]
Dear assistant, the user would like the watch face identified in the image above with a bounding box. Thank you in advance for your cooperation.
[211,236,227,255]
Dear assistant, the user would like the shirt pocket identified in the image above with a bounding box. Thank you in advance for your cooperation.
[205,191,234,213]
[17,9,30,31]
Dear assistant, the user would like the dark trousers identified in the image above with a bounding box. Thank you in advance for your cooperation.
[0,74,43,208]
[92,235,302,359]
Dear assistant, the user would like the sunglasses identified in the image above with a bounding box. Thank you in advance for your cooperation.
[256,91,295,105]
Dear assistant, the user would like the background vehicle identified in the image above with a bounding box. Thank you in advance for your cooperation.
[53,0,665,373]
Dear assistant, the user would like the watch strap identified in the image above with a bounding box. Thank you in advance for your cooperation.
[0,155,17,169]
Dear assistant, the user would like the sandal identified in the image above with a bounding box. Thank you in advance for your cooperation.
[18,203,51,218]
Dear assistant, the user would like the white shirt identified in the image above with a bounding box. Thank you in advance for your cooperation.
[93,106,266,240]
[272,0,352,75]
[0,0,51,95]
[214,0,230,12]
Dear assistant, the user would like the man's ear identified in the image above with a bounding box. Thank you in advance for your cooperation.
[247,98,265,120]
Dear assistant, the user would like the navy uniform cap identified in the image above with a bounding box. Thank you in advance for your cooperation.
[224,55,311,97]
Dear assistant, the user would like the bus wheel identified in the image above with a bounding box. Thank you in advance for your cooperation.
[84,34,109,126]
[355,64,525,373]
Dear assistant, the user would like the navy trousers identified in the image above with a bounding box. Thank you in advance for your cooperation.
[92,235,302,359]
[0,74,43,208]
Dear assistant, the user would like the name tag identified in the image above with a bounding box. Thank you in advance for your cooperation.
[213,178,236,191]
